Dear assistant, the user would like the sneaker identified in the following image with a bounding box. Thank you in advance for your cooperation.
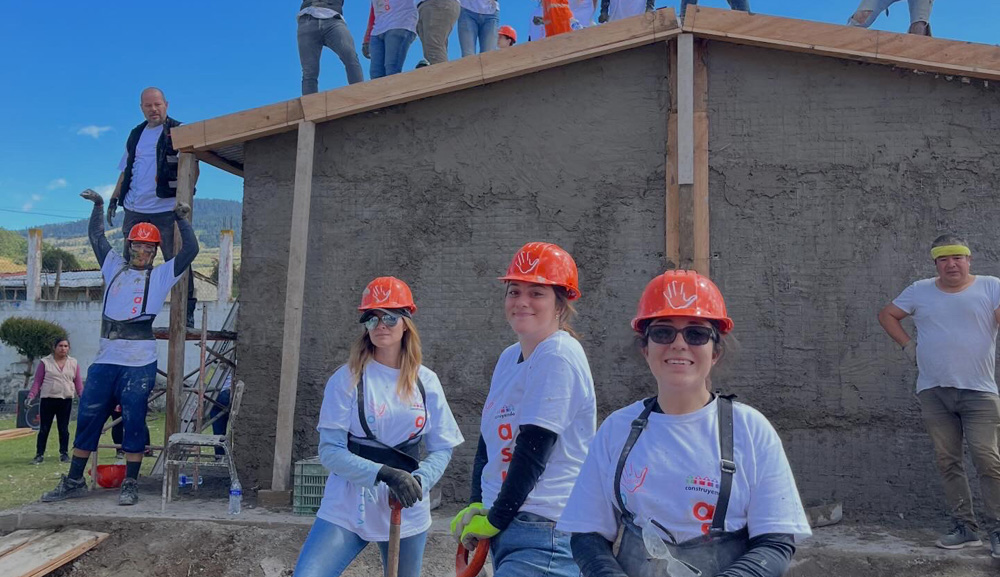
[31,455,44,465]
[990,530,1000,559]
[935,524,983,549]
[41,475,88,502]
[118,478,139,506]
[59,453,70,463]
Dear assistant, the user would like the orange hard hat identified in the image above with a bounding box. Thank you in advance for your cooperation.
[498,25,517,44]
[498,242,581,300]
[631,270,734,334]
[358,276,417,314]
[127,223,161,244]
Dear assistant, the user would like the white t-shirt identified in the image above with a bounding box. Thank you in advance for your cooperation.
[117,124,176,214]
[557,399,812,543]
[608,0,645,21]
[317,361,464,541]
[93,251,182,367]
[298,6,340,19]
[893,276,1000,394]
[460,0,498,15]
[480,330,596,522]
[371,0,419,35]
[529,2,545,41]
[571,0,595,27]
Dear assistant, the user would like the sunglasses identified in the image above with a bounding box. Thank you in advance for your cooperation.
[362,312,401,331]
[646,325,718,347]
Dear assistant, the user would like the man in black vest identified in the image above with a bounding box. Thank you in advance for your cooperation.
[106,87,199,327]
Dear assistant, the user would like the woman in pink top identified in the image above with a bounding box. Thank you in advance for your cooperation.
[27,337,83,464]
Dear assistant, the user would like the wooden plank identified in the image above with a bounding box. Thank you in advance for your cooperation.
[875,31,1000,80]
[194,150,243,178]
[0,529,107,577]
[0,530,53,559]
[271,121,316,492]
[693,40,710,277]
[173,98,305,152]
[0,429,35,441]
[165,153,196,488]
[665,40,680,268]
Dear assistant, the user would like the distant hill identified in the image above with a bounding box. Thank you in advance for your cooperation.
[21,199,242,249]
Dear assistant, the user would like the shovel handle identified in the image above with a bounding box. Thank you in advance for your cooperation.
[455,539,490,577]
[388,499,403,577]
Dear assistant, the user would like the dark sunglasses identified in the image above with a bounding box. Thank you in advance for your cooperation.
[646,325,718,346]
[362,312,401,331]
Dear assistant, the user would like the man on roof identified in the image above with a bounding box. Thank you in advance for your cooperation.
[848,0,933,36]
[297,0,365,92]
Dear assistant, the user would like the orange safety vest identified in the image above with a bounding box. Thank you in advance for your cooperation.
[543,0,574,37]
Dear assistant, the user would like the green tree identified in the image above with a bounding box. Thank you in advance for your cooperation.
[42,245,82,272]
[0,317,68,388]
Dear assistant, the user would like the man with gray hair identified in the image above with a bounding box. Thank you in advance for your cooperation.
[879,234,1000,557]
[106,87,199,327]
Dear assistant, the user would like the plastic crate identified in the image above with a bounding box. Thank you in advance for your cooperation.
[293,456,329,516]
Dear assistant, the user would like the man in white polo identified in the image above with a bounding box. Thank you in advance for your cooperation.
[879,234,1000,558]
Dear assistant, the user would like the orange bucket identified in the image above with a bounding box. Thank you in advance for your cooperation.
[95,464,127,488]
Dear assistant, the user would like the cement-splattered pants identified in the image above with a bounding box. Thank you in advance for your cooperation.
[848,0,933,26]
[918,387,1000,532]
[74,362,157,454]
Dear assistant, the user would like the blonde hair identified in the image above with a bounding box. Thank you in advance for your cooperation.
[348,315,423,400]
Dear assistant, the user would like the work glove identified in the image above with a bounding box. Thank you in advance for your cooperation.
[362,41,370,59]
[903,340,917,365]
[106,197,117,226]
[532,16,544,26]
[598,12,609,23]
[174,201,191,220]
[460,513,500,551]
[376,465,422,508]
[80,188,104,206]
[450,502,485,539]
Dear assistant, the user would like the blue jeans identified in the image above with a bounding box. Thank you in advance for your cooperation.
[209,388,231,456]
[294,517,428,577]
[457,7,499,57]
[370,29,417,79]
[681,0,750,17]
[489,512,579,577]
[298,14,365,93]
[74,362,157,454]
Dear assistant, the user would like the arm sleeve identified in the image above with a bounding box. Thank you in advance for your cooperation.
[470,435,488,503]
[715,533,796,577]
[892,283,917,315]
[413,447,453,491]
[171,216,200,277]
[74,363,83,396]
[318,427,383,488]
[570,532,628,577]
[28,363,44,399]
[88,201,112,266]
[364,5,375,43]
[486,424,558,530]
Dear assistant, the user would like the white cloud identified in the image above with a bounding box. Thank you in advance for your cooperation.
[77,125,112,139]
[94,184,116,201]
[31,194,42,202]
[48,178,67,190]
[22,201,33,212]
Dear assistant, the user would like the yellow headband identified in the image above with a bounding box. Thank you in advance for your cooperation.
[931,245,971,260]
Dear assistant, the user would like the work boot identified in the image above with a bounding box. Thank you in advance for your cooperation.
[990,530,1000,559]
[118,478,139,506]
[31,455,44,465]
[59,453,70,463]
[935,524,982,549]
[41,475,88,502]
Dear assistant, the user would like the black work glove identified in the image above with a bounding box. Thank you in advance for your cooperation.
[362,41,371,59]
[376,465,422,508]
[106,197,118,226]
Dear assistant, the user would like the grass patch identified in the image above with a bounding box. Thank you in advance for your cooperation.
[0,412,165,511]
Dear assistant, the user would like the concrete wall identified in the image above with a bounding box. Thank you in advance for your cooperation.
[238,45,671,498]
[705,42,1000,522]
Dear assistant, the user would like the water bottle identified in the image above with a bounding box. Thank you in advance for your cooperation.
[178,474,203,487]
[228,479,242,515]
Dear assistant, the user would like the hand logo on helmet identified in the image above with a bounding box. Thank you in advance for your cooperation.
[664,281,697,310]
[513,251,540,275]
[371,286,391,303]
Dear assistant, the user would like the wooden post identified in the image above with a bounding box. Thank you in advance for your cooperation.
[165,152,197,488]
[676,34,696,269]
[218,230,234,302]
[665,40,680,268]
[268,121,315,498]
[26,229,42,302]
[53,259,63,301]
[693,39,710,276]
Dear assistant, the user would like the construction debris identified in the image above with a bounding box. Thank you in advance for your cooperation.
[0,428,35,442]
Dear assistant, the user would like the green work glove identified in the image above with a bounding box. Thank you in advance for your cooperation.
[460,514,500,550]
[450,502,485,538]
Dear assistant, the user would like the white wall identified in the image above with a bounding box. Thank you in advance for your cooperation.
[0,299,233,403]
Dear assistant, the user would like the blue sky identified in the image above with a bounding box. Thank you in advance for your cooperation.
[1,1,997,230]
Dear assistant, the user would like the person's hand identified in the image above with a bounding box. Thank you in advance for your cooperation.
[460,513,500,551]
[903,340,917,365]
[532,16,544,26]
[598,12,609,23]
[106,197,118,226]
[362,41,370,59]
[81,188,104,205]
[450,502,485,540]
[174,202,191,220]
[376,465,422,508]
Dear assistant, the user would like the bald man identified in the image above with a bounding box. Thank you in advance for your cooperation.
[106,87,199,327]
